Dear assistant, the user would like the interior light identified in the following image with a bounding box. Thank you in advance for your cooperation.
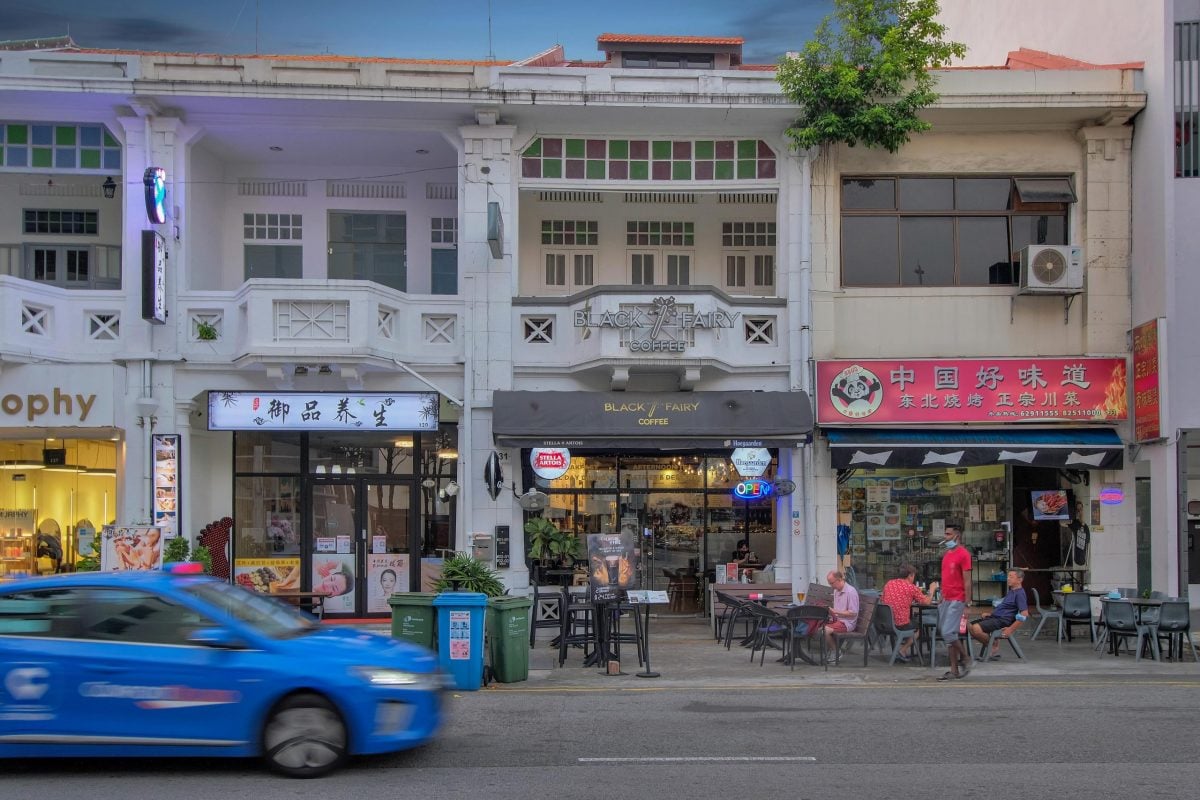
[393,438,414,448]
[0,460,44,471]
[437,449,459,460]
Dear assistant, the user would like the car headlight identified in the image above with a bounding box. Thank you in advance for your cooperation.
[351,666,437,689]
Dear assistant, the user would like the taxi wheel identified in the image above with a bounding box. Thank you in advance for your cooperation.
[262,692,348,778]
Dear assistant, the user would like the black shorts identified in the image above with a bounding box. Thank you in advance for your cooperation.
[971,616,1012,634]
[895,622,915,631]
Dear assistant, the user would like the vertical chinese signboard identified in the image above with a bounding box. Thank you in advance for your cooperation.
[1132,319,1164,442]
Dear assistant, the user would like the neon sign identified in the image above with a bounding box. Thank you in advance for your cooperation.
[143,166,166,224]
[733,478,774,501]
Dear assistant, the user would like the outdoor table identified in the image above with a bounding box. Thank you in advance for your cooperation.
[269,590,328,620]
[911,603,941,667]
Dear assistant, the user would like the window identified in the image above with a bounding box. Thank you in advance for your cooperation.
[722,221,776,295]
[626,220,693,246]
[245,245,302,280]
[631,252,655,285]
[243,213,302,240]
[430,248,457,295]
[620,52,714,69]
[542,251,594,292]
[840,176,1071,287]
[666,253,690,285]
[1177,21,1200,177]
[0,122,121,171]
[22,244,119,289]
[24,209,98,235]
[328,212,407,291]
[0,588,84,638]
[541,219,597,246]
[431,217,456,245]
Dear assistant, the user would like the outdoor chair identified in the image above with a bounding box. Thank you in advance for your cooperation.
[1029,587,1063,642]
[606,601,646,667]
[530,580,565,647]
[744,602,788,666]
[829,596,878,670]
[917,604,949,669]
[872,602,917,666]
[973,622,1026,663]
[1099,599,1158,661]
[1061,592,1096,643]
[721,594,756,650]
[1154,599,1198,662]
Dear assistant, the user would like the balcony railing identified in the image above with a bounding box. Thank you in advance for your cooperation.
[0,276,128,361]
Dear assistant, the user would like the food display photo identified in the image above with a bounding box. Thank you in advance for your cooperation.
[234,558,301,594]
[1031,489,1071,521]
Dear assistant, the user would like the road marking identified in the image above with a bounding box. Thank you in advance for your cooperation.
[578,756,816,763]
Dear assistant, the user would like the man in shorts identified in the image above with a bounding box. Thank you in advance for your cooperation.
[823,570,860,664]
[937,523,973,681]
[969,569,1029,659]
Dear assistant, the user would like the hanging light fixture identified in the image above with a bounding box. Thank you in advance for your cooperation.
[102,176,117,199]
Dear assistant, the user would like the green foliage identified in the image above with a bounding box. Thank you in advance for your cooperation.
[163,536,213,575]
[777,0,966,153]
[523,517,581,562]
[195,320,218,341]
[434,552,506,597]
[75,551,100,572]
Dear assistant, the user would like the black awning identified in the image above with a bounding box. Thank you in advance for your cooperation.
[825,427,1124,470]
[492,390,812,450]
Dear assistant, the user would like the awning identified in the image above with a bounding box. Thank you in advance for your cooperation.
[492,390,812,450]
[825,428,1124,470]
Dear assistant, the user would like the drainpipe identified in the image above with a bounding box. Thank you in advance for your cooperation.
[460,273,476,552]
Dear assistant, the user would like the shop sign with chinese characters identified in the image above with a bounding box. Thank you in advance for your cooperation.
[816,358,1128,425]
[207,391,439,431]
[1132,319,1164,442]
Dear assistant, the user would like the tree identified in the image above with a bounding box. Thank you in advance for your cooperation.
[777,0,966,153]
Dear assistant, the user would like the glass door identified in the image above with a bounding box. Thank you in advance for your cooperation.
[364,478,416,613]
[310,479,360,616]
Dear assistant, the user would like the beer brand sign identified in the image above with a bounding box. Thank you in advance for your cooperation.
[573,296,738,353]
[816,357,1128,425]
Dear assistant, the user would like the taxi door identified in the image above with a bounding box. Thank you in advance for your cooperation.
[0,588,81,745]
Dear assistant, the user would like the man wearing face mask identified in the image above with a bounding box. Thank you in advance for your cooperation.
[936,523,973,681]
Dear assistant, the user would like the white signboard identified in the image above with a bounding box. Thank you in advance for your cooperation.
[151,434,180,540]
[530,447,571,480]
[207,391,439,432]
[730,447,771,477]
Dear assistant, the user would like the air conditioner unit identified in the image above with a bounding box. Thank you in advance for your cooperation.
[1018,245,1083,294]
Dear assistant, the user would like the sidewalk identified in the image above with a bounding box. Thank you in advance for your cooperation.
[349,610,1200,689]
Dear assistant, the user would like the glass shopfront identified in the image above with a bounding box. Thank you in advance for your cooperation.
[0,437,118,577]
[232,427,457,616]
[523,451,778,593]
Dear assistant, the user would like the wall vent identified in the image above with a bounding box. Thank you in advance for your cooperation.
[718,192,776,204]
[326,180,406,199]
[238,179,308,197]
[538,191,603,203]
[623,192,696,204]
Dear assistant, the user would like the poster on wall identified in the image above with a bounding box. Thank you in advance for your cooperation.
[234,557,301,594]
[1031,489,1070,521]
[100,525,163,572]
[367,553,410,613]
[152,434,180,540]
[312,553,356,614]
[586,532,635,603]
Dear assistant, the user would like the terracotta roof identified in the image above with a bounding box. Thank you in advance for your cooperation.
[66,47,510,66]
[597,33,744,46]
[1004,47,1143,71]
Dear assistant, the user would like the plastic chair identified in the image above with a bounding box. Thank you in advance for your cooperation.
[1029,587,1063,642]
[1061,592,1096,643]
[973,624,1026,663]
[873,602,917,666]
[714,590,751,644]
[1100,599,1158,661]
[1154,599,1198,662]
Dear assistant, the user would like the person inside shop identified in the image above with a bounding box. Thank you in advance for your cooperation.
[880,563,938,662]
[823,570,860,664]
[968,569,1030,659]
[731,540,757,565]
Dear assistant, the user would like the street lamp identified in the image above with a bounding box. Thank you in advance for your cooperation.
[101,176,117,199]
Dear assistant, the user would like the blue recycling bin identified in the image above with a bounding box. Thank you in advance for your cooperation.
[432,592,489,691]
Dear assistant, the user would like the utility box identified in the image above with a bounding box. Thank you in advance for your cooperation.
[472,532,494,561]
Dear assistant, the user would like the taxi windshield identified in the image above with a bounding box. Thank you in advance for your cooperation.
[182,580,320,639]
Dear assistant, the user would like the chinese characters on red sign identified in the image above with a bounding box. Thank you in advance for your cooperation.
[816,358,1127,425]
[1132,320,1162,442]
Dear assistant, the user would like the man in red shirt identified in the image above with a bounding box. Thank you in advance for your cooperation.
[881,563,938,661]
[937,523,973,681]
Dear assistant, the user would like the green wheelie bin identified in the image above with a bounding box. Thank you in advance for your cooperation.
[487,595,531,683]
[389,592,438,650]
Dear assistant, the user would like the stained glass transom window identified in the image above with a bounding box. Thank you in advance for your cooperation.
[1,123,121,171]
[521,138,776,182]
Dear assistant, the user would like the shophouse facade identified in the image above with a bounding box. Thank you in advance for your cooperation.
[939,0,1198,603]
[0,30,1147,612]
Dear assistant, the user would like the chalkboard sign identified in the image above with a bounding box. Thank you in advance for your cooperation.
[495,525,510,568]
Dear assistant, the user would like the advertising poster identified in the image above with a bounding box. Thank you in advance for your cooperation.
[586,532,635,603]
[234,557,301,594]
[448,610,471,660]
[100,525,163,572]
[1031,489,1070,521]
[367,553,410,613]
[312,554,356,613]
[151,434,180,540]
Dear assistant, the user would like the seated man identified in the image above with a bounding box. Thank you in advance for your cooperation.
[880,563,938,662]
[823,570,860,663]
[969,568,1030,659]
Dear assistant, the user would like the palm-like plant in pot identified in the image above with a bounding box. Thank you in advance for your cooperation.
[524,517,582,578]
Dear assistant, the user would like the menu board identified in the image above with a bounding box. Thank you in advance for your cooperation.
[151,434,180,540]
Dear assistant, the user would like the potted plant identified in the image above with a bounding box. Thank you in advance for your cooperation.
[524,517,582,576]
[433,552,505,597]
[163,535,213,574]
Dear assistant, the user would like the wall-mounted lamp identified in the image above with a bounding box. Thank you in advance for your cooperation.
[438,480,460,502]
[102,176,117,199]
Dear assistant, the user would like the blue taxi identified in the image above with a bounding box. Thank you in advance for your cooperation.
[0,567,443,777]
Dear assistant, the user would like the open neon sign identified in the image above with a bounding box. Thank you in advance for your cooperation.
[733,478,774,501]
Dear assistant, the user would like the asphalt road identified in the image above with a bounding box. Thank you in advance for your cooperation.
[3,677,1198,799]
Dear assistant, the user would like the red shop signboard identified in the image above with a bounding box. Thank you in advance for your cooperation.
[1132,319,1163,442]
[816,357,1128,425]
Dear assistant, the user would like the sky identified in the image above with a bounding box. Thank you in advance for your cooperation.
[0,0,833,65]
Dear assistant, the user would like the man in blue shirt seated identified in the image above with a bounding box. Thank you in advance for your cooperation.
[968,568,1030,660]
